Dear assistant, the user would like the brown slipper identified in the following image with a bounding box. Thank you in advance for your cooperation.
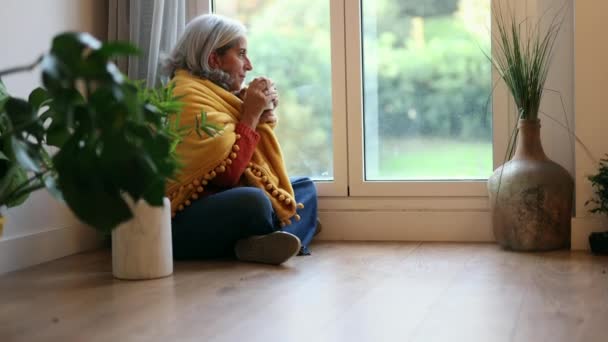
[235,231,301,265]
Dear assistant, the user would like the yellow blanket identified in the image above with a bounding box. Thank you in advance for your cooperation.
[166,70,301,226]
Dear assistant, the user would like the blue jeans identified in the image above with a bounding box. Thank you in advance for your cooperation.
[171,177,318,259]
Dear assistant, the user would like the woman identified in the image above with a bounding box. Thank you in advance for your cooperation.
[164,14,318,265]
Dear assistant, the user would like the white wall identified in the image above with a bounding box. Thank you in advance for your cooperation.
[0,0,108,274]
[571,0,608,249]
[538,0,575,179]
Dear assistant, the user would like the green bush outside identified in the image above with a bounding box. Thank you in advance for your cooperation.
[217,0,492,179]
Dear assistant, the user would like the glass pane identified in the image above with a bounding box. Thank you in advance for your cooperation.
[361,0,492,180]
[214,0,334,181]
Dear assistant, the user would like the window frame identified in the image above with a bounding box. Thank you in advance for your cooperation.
[345,0,512,197]
[208,0,349,196]
[200,0,523,199]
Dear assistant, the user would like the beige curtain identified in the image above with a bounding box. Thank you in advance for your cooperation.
[108,0,189,87]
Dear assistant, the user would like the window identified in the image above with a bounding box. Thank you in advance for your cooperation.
[361,0,492,181]
[203,0,503,198]
[215,0,335,182]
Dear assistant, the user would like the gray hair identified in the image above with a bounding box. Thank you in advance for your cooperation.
[163,14,247,89]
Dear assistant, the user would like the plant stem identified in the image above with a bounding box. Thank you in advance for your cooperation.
[9,182,46,203]
[1,116,45,137]
[0,56,44,78]
[0,172,47,205]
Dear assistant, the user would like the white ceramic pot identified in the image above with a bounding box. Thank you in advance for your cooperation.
[111,197,173,280]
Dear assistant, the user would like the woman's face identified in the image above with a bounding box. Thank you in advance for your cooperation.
[211,37,253,91]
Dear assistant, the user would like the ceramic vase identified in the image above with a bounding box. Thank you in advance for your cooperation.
[488,119,573,251]
[111,197,173,279]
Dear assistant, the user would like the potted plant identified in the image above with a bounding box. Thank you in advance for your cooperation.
[0,32,185,279]
[1,81,35,236]
[586,155,608,255]
[110,81,187,280]
[486,4,573,251]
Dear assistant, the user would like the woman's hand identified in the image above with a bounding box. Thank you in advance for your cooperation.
[234,87,247,100]
[240,77,276,129]
[259,109,278,125]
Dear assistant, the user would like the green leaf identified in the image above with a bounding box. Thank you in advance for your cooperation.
[96,41,140,58]
[76,32,103,50]
[48,88,83,123]
[4,97,34,128]
[61,173,133,232]
[51,32,99,64]
[6,176,30,207]
[0,79,8,107]
[490,4,562,120]
[201,125,221,137]
[11,137,44,173]
[587,154,608,215]
[28,88,51,111]
[143,103,163,126]
[106,63,125,84]
[46,117,70,148]
[3,31,187,227]
[41,55,68,92]
[98,131,151,202]
[141,177,165,207]
[54,135,133,232]
[0,163,30,208]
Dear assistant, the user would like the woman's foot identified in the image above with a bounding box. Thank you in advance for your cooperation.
[235,231,301,265]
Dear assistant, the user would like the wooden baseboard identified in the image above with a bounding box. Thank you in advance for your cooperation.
[316,210,494,242]
[0,225,102,275]
[317,211,594,252]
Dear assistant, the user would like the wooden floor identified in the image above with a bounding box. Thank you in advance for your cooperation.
[1,242,608,342]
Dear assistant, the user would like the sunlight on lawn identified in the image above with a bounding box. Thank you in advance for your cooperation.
[371,138,493,180]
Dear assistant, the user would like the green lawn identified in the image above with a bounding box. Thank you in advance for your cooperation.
[369,137,493,180]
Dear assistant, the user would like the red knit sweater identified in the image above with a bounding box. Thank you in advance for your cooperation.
[205,122,260,192]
